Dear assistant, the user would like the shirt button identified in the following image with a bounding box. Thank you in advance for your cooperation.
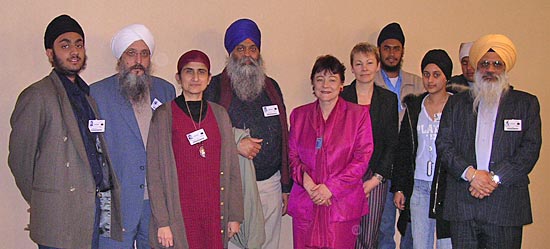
[140,166,145,170]
[220,215,224,220]
[220,187,224,191]
[220,171,224,175]
[66,162,70,168]
[220,201,224,206]
[63,136,68,142]
[221,230,224,234]
[140,184,144,189]
[69,187,76,192]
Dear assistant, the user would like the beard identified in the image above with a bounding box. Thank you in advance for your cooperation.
[117,62,152,104]
[471,70,510,112]
[52,51,87,77]
[381,56,402,73]
[226,54,266,102]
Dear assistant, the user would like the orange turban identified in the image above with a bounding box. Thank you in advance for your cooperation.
[469,34,517,72]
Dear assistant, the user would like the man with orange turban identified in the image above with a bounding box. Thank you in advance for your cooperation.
[436,34,541,248]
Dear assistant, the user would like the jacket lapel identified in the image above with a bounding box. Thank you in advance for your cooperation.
[113,78,144,141]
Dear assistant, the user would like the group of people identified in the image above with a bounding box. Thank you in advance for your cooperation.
[7,14,541,249]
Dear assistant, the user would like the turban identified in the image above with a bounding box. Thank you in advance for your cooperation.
[459,42,473,61]
[111,24,155,59]
[421,49,453,81]
[44,14,84,49]
[377,22,405,47]
[224,18,261,54]
[469,34,517,72]
[177,50,211,74]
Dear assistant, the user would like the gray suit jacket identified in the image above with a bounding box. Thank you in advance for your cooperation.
[436,89,541,226]
[8,71,122,248]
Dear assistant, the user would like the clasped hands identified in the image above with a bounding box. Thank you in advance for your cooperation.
[466,168,499,199]
[303,172,333,206]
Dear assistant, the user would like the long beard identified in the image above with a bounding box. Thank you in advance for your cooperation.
[471,70,510,112]
[118,63,152,104]
[226,54,266,102]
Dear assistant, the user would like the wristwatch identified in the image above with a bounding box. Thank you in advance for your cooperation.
[373,173,385,183]
[490,171,501,184]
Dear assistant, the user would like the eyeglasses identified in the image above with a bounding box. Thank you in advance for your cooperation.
[124,49,150,58]
[479,60,504,69]
[234,45,258,54]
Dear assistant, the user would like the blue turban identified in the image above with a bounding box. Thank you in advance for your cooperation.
[224,18,261,54]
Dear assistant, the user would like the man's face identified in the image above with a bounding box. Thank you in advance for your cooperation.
[379,38,403,71]
[476,52,506,82]
[461,56,475,82]
[231,38,259,63]
[119,40,151,76]
[46,32,86,77]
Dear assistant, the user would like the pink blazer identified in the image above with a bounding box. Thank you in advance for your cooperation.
[287,97,373,222]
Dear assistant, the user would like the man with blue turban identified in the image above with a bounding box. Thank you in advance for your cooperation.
[204,18,290,249]
[90,23,175,249]
[436,34,541,249]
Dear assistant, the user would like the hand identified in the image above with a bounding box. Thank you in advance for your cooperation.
[238,137,263,159]
[469,170,498,197]
[469,186,488,199]
[311,184,333,206]
[227,221,240,238]
[281,193,289,216]
[363,177,381,198]
[393,192,406,210]
[158,226,174,248]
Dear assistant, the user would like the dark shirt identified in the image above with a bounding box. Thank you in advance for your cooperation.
[227,90,283,181]
[57,70,105,189]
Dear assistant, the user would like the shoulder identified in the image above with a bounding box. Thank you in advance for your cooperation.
[151,76,174,88]
[90,75,118,90]
[152,101,172,121]
[402,92,425,106]
[374,85,398,99]
[401,70,422,82]
[341,82,356,98]
[209,101,229,117]
[291,102,315,116]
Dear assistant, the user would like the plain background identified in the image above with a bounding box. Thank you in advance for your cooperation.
[1,1,548,248]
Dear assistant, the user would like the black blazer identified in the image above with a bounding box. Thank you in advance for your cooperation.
[341,81,399,180]
[436,89,541,226]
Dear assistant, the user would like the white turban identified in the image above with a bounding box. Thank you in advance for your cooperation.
[111,24,155,59]
[459,42,473,61]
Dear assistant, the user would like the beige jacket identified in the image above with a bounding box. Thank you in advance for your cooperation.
[8,71,123,248]
[147,101,244,249]
[374,69,424,123]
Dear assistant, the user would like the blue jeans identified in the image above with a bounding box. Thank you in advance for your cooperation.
[378,180,413,249]
[410,179,452,249]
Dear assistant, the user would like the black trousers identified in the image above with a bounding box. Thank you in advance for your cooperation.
[450,220,522,249]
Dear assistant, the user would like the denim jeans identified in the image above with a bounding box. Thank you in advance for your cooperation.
[410,179,452,249]
[378,180,413,249]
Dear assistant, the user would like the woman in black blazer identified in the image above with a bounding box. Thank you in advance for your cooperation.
[341,42,399,249]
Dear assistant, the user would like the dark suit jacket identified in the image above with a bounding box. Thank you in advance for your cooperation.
[8,71,122,248]
[436,89,541,226]
[341,81,398,180]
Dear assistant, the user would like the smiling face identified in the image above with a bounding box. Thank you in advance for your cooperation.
[379,38,403,72]
[312,70,343,104]
[476,52,506,82]
[176,61,211,101]
[351,52,380,84]
[46,32,86,80]
[119,40,151,76]
[422,63,447,94]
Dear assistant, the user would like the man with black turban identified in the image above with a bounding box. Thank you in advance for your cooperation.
[8,14,123,249]
[436,34,541,248]
[204,18,290,249]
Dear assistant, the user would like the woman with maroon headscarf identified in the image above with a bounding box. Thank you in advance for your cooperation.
[147,50,243,249]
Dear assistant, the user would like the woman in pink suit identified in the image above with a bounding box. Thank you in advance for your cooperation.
[288,55,374,249]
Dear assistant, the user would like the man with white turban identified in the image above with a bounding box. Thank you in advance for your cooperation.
[90,24,175,248]
[436,34,541,248]
[448,42,474,93]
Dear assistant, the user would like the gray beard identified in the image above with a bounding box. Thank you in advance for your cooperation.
[472,70,510,112]
[226,54,266,102]
[118,64,152,104]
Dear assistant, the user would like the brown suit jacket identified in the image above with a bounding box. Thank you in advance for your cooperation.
[8,71,122,248]
[147,100,244,249]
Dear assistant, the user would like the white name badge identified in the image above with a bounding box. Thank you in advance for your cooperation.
[88,120,105,133]
[504,119,522,131]
[151,98,163,110]
[262,105,280,117]
[186,128,208,145]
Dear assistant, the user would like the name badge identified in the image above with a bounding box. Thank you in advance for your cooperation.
[88,120,105,133]
[186,128,208,145]
[262,105,280,117]
[316,138,323,149]
[504,119,522,131]
[151,98,163,110]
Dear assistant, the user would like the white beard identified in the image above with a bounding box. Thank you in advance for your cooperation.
[471,70,510,112]
[226,54,266,102]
